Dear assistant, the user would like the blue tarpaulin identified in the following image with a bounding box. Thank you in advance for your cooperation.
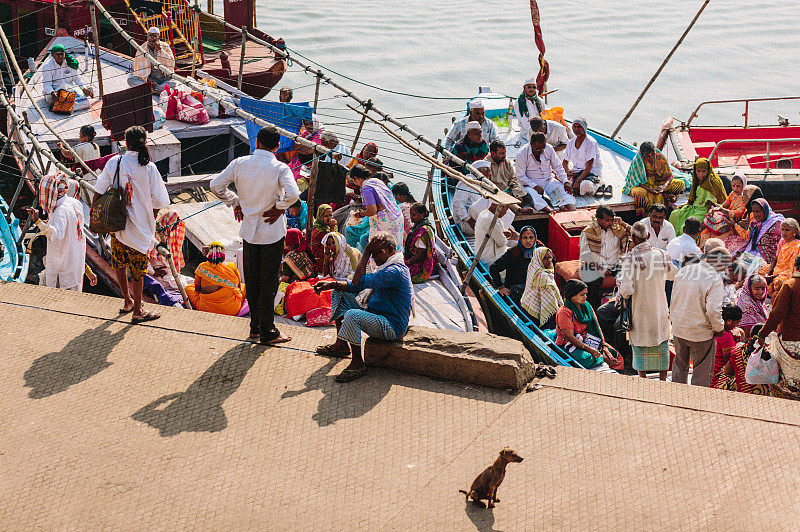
[238,98,312,153]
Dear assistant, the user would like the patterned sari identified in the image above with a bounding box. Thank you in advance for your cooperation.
[185,261,244,316]
[624,148,688,217]
[404,222,436,283]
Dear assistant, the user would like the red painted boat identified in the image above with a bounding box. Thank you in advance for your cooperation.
[0,0,285,100]
[658,96,800,216]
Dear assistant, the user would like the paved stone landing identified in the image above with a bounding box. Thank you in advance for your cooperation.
[1,282,799,530]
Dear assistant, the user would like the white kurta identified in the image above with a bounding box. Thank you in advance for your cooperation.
[41,196,86,290]
[474,209,508,265]
[617,247,675,347]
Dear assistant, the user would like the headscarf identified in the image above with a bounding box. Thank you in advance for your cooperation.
[285,228,309,253]
[782,217,800,240]
[516,226,537,259]
[356,142,378,163]
[149,209,185,270]
[206,241,226,265]
[313,203,335,232]
[286,201,307,231]
[744,198,784,253]
[522,247,562,324]
[562,279,603,343]
[321,231,360,280]
[572,117,588,133]
[732,172,747,188]
[51,43,79,70]
[689,158,727,204]
[39,172,80,214]
[736,275,768,327]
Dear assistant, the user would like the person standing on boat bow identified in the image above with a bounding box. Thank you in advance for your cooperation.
[444,99,499,152]
[128,26,176,94]
[42,43,93,106]
[514,132,576,213]
[210,125,300,345]
[513,78,545,141]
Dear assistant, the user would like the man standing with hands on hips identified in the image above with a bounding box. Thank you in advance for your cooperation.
[211,126,300,345]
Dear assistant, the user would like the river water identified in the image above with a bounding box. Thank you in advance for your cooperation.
[243,1,796,193]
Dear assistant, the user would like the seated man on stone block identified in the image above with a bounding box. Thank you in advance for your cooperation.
[314,232,413,383]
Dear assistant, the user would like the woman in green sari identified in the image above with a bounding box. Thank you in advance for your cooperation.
[669,158,728,235]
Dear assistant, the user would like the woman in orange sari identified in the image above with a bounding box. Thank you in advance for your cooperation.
[721,184,761,252]
[766,218,800,293]
[185,242,245,316]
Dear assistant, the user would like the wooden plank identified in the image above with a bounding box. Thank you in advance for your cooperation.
[165,173,215,192]
[170,200,239,250]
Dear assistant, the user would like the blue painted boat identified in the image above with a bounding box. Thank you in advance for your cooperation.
[432,98,647,368]
[0,195,30,283]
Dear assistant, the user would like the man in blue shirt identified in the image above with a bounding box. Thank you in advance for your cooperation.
[314,232,413,382]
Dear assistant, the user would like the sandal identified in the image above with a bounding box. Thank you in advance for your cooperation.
[335,366,368,383]
[545,366,557,379]
[119,307,133,314]
[247,333,260,343]
[259,334,291,345]
[603,185,613,199]
[131,310,161,324]
[316,344,351,358]
[594,184,605,198]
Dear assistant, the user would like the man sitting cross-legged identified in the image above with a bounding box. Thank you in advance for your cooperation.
[314,232,413,383]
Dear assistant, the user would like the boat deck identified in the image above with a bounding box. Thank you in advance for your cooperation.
[2,281,799,530]
[171,201,469,332]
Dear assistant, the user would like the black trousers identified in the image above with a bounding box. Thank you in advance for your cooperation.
[242,238,284,342]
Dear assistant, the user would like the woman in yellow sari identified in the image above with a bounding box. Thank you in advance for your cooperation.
[669,158,727,235]
[623,142,687,217]
[185,242,245,316]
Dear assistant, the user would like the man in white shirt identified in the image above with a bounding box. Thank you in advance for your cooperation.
[319,131,352,168]
[474,203,516,265]
[129,26,176,93]
[670,253,725,386]
[211,126,301,345]
[641,203,675,250]
[666,216,702,267]
[579,205,630,307]
[529,116,570,156]
[444,99,499,152]
[41,43,93,106]
[514,132,575,213]
[512,78,544,141]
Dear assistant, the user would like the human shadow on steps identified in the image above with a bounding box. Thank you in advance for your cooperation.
[132,342,261,437]
[24,319,133,399]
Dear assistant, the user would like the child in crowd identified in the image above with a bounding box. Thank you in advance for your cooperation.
[711,304,743,388]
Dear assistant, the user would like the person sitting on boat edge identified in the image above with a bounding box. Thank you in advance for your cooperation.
[669,157,727,235]
[42,43,94,106]
[279,86,293,103]
[520,246,561,329]
[444,98,499,152]
[490,226,538,305]
[59,125,100,163]
[474,202,518,266]
[184,242,246,316]
[641,203,675,251]
[623,141,686,217]
[25,172,97,292]
[404,202,437,283]
[128,26,176,94]
[514,132,576,213]
[578,205,631,309]
[543,279,621,370]
[529,116,569,157]
[562,117,608,198]
[485,140,529,204]
[314,233,413,383]
[513,78,545,141]
[449,121,489,177]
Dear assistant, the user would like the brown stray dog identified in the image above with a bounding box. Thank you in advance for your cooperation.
[459,448,523,508]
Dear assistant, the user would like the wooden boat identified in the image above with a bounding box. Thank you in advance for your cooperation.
[431,90,652,366]
[0,0,285,99]
[659,96,800,218]
[5,36,477,333]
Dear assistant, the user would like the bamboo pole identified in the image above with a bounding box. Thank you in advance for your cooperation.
[21,112,45,171]
[349,99,371,154]
[611,0,711,138]
[207,0,213,14]
[89,4,104,98]
[237,26,247,90]
[8,151,35,213]
[312,73,321,113]
[157,239,192,309]
[422,138,442,205]
[190,8,199,79]
[53,1,59,33]
[305,157,319,244]
[462,206,500,288]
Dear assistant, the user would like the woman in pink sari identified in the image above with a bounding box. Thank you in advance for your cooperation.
[289,115,323,181]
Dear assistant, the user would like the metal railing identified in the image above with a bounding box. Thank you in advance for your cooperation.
[686,96,800,128]
[707,137,800,172]
[127,0,199,61]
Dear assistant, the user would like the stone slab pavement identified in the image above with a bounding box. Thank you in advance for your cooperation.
[1,281,800,530]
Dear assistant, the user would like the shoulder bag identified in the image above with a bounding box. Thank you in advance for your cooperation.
[89,158,127,234]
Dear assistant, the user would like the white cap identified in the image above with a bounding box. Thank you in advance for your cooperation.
[465,121,482,132]
[524,77,536,87]
[472,159,490,169]
[148,26,161,35]
[468,99,485,110]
